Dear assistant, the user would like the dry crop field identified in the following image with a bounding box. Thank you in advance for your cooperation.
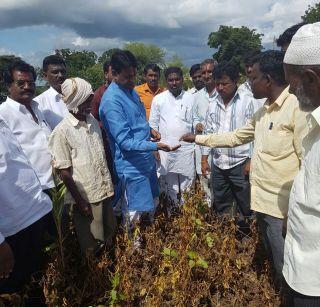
[0,187,281,306]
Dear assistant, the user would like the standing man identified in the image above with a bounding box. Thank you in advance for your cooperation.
[34,55,68,129]
[188,64,204,94]
[99,50,177,225]
[0,60,54,192]
[282,22,320,305]
[49,78,115,254]
[193,59,218,203]
[149,66,195,205]
[0,116,52,294]
[200,61,253,217]
[181,51,308,287]
[135,63,165,120]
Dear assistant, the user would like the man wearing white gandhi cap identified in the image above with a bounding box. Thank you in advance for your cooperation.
[48,77,116,254]
[283,22,320,305]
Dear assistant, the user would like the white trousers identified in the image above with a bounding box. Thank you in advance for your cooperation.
[160,172,194,205]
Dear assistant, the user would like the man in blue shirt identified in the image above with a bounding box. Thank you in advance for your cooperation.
[99,50,178,226]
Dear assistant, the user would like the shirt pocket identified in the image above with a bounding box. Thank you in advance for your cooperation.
[261,129,293,157]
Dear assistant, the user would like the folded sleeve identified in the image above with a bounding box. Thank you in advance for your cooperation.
[48,128,72,169]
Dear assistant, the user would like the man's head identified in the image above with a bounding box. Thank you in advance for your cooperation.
[61,77,94,116]
[200,59,217,90]
[164,66,183,97]
[276,22,306,52]
[3,59,37,105]
[214,61,239,103]
[189,64,204,91]
[143,63,161,91]
[111,50,137,90]
[249,50,287,100]
[284,22,320,112]
[243,51,260,78]
[42,55,67,93]
[103,60,113,84]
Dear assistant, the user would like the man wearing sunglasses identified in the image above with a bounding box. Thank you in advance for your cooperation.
[0,60,54,193]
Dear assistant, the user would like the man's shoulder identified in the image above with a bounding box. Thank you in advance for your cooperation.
[135,83,147,93]
[34,87,53,101]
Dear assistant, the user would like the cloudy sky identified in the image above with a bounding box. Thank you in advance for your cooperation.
[0,0,316,67]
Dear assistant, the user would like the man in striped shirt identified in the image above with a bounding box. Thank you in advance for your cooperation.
[201,61,255,218]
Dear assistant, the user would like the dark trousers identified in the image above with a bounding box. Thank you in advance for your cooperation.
[211,161,251,217]
[256,213,284,288]
[289,288,320,307]
[0,212,52,294]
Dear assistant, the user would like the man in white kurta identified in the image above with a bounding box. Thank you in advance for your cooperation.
[149,66,195,204]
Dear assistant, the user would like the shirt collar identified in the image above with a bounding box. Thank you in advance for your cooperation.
[66,112,93,128]
[204,87,218,99]
[168,89,184,100]
[310,105,320,127]
[143,83,164,95]
[48,87,63,102]
[5,96,39,112]
[267,86,290,108]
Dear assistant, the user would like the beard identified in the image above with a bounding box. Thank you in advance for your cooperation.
[296,85,317,112]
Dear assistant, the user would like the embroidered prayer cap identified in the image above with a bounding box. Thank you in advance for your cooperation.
[284,22,320,65]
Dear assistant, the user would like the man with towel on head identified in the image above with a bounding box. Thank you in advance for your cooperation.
[48,77,115,255]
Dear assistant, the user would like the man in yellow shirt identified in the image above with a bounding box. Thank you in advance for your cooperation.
[135,64,165,119]
[181,50,308,287]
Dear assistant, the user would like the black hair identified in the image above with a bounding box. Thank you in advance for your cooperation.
[164,66,183,80]
[103,60,110,73]
[189,64,201,77]
[213,61,239,82]
[252,50,286,86]
[42,55,66,72]
[243,50,260,66]
[276,22,306,48]
[3,59,37,86]
[110,50,137,74]
[143,63,160,75]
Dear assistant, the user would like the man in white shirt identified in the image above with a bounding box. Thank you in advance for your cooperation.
[34,55,68,129]
[0,116,52,294]
[149,66,195,205]
[188,64,204,94]
[0,59,54,191]
[193,59,218,203]
[282,22,320,305]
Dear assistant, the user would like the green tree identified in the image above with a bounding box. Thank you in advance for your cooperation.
[208,25,263,72]
[302,2,320,23]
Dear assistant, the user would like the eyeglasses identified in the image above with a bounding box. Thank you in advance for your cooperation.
[14,80,36,88]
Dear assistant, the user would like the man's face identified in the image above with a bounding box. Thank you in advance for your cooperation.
[114,67,136,90]
[145,69,160,89]
[215,74,237,102]
[44,64,67,93]
[104,65,113,83]
[284,63,318,112]
[166,72,183,96]
[191,69,204,90]
[249,63,268,99]
[78,94,93,115]
[245,64,253,78]
[8,70,35,105]
[201,63,215,88]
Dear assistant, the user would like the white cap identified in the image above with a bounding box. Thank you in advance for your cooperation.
[284,22,320,65]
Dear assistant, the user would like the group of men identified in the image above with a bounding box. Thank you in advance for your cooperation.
[0,20,319,306]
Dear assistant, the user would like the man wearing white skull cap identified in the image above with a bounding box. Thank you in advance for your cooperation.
[283,22,320,305]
